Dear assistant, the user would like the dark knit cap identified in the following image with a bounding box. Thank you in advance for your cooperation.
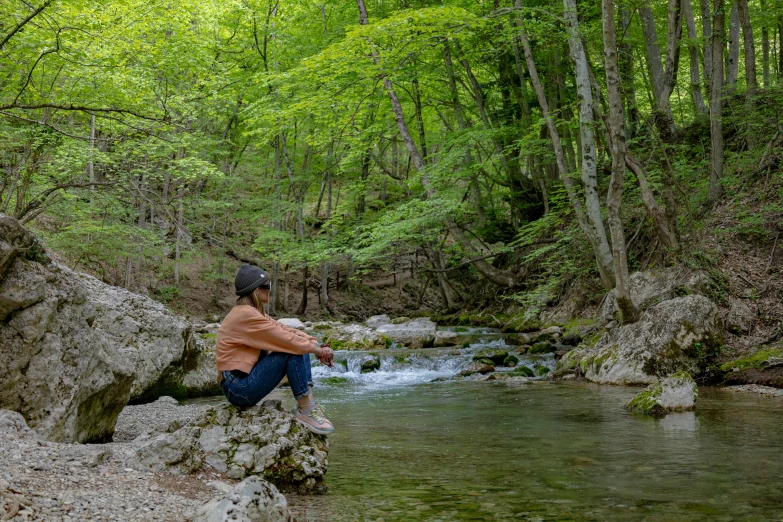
[234,264,271,296]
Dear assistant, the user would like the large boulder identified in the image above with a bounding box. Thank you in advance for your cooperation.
[566,295,723,385]
[324,323,390,350]
[76,271,199,403]
[127,401,328,493]
[0,258,137,443]
[376,317,437,348]
[0,214,202,442]
[600,268,710,322]
[194,476,292,522]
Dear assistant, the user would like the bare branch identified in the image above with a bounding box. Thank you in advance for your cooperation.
[0,0,54,50]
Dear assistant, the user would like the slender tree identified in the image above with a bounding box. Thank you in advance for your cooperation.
[603,0,640,324]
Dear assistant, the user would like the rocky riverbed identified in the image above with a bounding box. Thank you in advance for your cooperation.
[0,391,321,522]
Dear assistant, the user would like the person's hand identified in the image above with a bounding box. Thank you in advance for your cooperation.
[317,344,334,368]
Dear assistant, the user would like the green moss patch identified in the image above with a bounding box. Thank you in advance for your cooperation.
[720,348,783,372]
[322,376,349,385]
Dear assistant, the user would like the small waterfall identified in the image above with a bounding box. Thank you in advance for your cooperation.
[312,338,556,390]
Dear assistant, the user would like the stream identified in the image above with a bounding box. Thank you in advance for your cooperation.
[189,329,783,521]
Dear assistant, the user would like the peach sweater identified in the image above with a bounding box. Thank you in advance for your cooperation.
[215,305,317,375]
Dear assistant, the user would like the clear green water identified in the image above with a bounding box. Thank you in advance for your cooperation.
[280,381,783,522]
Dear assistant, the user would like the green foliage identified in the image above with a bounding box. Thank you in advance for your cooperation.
[155,286,181,304]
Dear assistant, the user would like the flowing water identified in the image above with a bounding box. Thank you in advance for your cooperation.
[190,332,783,521]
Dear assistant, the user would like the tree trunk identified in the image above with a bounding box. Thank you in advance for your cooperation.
[88,113,95,204]
[737,0,757,147]
[174,185,184,285]
[603,0,640,324]
[700,0,713,93]
[726,1,740,92]
[564,0,614,272]
[619,6,641,134]
[639,0,677,137]
[761,0,770,88]
[443,41,486,228]
[320,263,329,312]
[517,8,616,288]
[271,260,280,314]
[682,0,708,114]
[737,0,757,92]
[296,266,308,316]
[710,0,726,203]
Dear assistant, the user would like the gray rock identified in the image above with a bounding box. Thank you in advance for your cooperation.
[506,377,530,387]
[366,314,391,328]
[459,362,494,376]
[78,271,198,403]
[0,259,47,320]
[376,317,436,348]
[126,402,328,492]
[325,323,388,350]
[0,213,35,278]
[600,268,710,322]
[276,318,305,330]
[577,295,723,385]
[626,372,698,415]
[0,215,203,442]
[182,348,220,397]
[726,298,754,334]
[194,476,292,522]
[0,409,36,439]
[538,326,562,336]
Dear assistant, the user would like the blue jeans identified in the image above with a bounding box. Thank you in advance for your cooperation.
[220,352,314,407]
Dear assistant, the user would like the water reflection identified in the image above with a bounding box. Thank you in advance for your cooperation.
[284,384,783,521]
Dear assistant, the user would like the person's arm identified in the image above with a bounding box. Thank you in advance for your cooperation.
[245,314,321,355]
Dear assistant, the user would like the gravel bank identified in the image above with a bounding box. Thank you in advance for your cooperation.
[726,384,783,398]
[0,397,238,521]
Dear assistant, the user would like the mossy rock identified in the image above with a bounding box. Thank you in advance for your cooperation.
[199,332,217,340]
[626,371,697,416]
[534,365,550,376]
[626,383,666,415]
[531,333,553,344]
[360,356,381,373]
[313,323,333,331]
[391,316,410,324]
[454,326,470,333]
[503,355,519,367]
[322,376,349,385]
[472,349,508,365]
[719,347,783,372]
[476,357,496,366]
[528,342,555,354]
[509,366,535,378]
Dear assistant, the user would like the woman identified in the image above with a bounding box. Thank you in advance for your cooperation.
[216,264,335,435]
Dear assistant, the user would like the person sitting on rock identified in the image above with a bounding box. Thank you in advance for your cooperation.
[216,264,335,435]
